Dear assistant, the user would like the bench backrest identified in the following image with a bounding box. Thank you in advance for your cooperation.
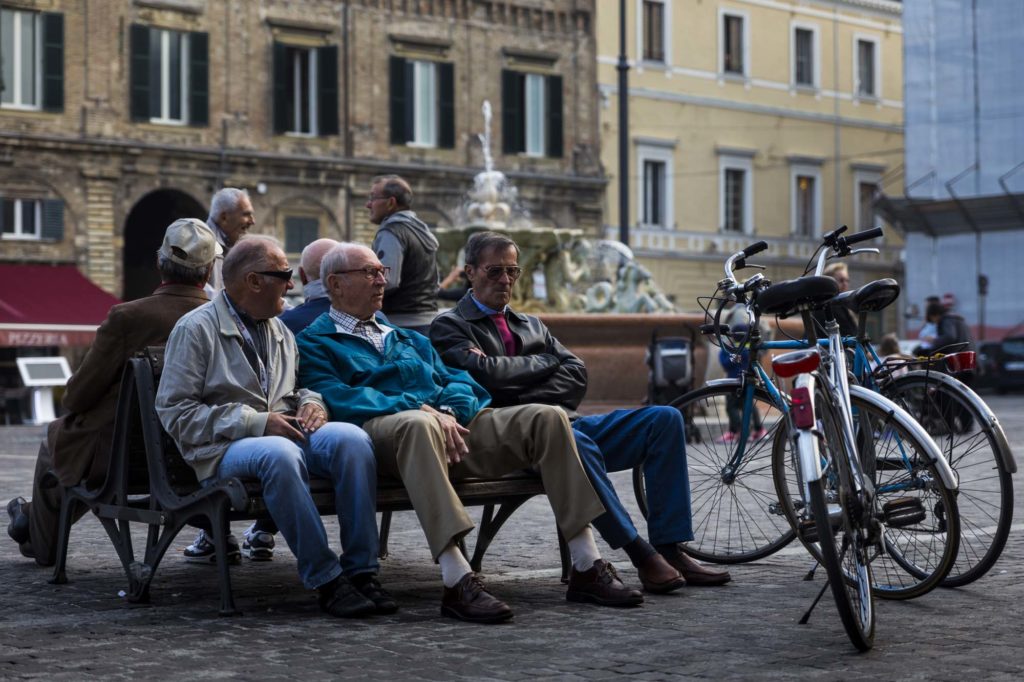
[128,348,202,500]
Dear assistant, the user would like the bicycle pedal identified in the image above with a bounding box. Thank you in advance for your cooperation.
[882,497,926,528]
[798,518,819,544]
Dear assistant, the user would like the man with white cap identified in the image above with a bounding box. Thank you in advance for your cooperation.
[7,218,218,566]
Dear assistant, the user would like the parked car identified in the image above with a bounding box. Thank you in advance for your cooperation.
[977,337,1024,393]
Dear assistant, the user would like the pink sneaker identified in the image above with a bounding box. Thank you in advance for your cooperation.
[715,432,739,444]
[749,428,769,441]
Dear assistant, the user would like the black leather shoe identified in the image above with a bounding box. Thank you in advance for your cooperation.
[318,576,376,618]
[7,497,29,545]
[352,573,399,615]
[566,559,644,607]
[441,573,513,623]
[663,547,732,586]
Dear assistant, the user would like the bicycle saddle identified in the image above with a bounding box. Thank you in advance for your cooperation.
[755,276,839,316]
[831,278,900,314]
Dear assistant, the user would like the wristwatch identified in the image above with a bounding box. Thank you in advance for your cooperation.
[438,405,457,419]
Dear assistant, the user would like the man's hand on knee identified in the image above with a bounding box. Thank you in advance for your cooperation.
[420,405,470,465]
[295,403,328,433]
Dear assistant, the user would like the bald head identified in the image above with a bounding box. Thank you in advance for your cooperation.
[322,242,386,319]
[300,238,339,285]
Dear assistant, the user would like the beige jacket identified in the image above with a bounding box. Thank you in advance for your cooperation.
[155,292,325,481]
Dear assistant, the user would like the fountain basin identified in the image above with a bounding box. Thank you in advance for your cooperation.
[538,313,707,406]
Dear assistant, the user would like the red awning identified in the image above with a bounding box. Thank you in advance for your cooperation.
[0,264,122,347]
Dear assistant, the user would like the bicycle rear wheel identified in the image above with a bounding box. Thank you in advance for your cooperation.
[883,373,1013,587]
[774,388,960,600]
[633,382,795,563]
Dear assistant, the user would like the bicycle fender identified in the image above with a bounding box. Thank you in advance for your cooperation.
[794,374,823,485]
[849,385,959,490]
[897,371,1017,474]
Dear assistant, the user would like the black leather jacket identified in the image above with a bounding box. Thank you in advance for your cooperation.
[429,293,588,417]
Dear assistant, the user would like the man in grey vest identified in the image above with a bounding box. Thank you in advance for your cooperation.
[368,175,439,334]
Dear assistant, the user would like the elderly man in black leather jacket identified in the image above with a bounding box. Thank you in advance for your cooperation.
[430,231,730,591]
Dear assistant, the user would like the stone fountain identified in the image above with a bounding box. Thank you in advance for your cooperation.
[437,101,677,315]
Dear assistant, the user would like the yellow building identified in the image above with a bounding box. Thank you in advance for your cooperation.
[596,0,905,331]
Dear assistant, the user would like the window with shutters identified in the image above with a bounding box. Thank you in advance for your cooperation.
[720,12,747,77]
[719,153,753,234]
[792,24,817,88]
[1,8,63,112]
[501,70,562,158]
[389,56,453,148]
[789,162,821,237]
[636,141,674,230]
[0,198,62,241]
[641,0,666,64]
[855,36,880,99]
[272,42,338,137]
[130,24,208,127]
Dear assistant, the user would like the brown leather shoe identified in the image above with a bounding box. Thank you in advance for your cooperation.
[664,549,732,586]
[441,573,514,623]
[567,559,644,606]
[637,552,686,594]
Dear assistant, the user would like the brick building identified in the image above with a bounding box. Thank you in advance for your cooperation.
[0,0,604,305]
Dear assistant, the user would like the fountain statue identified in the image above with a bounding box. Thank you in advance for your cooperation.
[435,101,676,314]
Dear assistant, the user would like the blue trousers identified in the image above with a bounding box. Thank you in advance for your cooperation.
[213,422,379,589]
[573,406,693,548]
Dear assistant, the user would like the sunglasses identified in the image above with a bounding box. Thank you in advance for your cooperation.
[254,269,294,281]
[481,265,522,281]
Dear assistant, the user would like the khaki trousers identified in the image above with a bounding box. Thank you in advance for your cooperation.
[363,404,605,560]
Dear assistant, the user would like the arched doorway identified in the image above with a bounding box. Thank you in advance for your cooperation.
[123,189,206,301]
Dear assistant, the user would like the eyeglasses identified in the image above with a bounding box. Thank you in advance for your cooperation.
[480,265,522,281]
[367,194,390,203]
[334,266,391,280]
[254,269,293,281]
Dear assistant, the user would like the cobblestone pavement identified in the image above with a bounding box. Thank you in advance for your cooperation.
[1,395,1022,681]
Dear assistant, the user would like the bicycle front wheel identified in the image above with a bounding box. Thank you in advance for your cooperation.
[884,372,1013,587]
[634,381,795,564]
[808,475,876,651]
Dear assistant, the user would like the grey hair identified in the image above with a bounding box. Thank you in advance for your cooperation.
[320,242,371,282]
[464,231,520,265]
[157,255,213,287]
[208,187,250,225]
[371,174,412,209]
[222,235,283,287]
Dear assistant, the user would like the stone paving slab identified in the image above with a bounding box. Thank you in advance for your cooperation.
[1,395,1022,680]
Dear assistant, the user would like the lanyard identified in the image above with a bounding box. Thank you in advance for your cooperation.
[224,297,271,395]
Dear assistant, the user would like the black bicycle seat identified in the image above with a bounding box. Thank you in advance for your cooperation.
[847,278,900,313]
[756,276,839,316]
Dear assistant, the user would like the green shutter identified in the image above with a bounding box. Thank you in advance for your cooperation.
[318,45,339,136]
[189,31,209,126]
[41,13,64,112]
[129,24,151,121]
[41,200,64,241]
[438,62,455,149]
[272,42,287,134]
[389,56,407,144]
[546,75,563,158]
[502,70,524,154]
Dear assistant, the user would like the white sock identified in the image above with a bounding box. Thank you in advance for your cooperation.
[438,545,473,588]
[567,527,601,572]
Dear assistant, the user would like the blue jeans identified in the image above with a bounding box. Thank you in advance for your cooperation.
[213,422,379,589]
[573,406,693,548]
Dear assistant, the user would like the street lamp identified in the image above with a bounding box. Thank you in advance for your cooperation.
[618,0,630,248]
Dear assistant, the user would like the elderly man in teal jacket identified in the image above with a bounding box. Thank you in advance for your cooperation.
[297,242,644,625]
